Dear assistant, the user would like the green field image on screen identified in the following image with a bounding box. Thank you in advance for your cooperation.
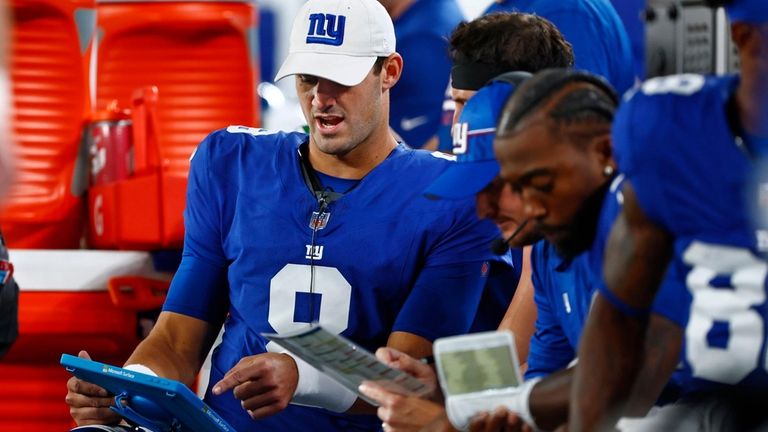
[440,346,519,395]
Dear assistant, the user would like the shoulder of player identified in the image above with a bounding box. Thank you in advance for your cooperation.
[617,74,729,141]
[380,150,483,219]
[626,74,728,108]
[193,126,304,160]
[213,125,304,147]
[400,147,456,166]
[391,149,471,199]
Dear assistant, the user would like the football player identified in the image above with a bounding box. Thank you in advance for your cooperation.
[65,0,499,430]
[571,0,768,430]
[463,69,630,432]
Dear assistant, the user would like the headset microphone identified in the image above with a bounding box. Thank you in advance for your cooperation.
[490,219,529,255]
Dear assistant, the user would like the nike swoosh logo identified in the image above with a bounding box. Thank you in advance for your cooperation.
[400,115,430,131]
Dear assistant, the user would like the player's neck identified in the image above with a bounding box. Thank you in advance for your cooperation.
[736,62,768,138]
[308,124,398,179]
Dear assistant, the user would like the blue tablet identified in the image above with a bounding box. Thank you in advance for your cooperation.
[60,354,234,432]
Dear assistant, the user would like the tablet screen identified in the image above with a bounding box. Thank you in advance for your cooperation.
[438,345,520,396]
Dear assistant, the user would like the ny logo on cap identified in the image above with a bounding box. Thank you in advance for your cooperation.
[307,13,346,46]
[452,122,468,155]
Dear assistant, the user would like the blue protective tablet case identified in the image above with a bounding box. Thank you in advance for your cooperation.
[60,354,235,432]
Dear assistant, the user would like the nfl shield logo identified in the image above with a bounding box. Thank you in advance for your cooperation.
[309,211,331,230]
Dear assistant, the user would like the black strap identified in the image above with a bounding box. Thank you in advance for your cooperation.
[298,143,344,203]
[298,143,323,194]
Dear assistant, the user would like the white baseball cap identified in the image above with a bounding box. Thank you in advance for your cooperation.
[275,0,396,87]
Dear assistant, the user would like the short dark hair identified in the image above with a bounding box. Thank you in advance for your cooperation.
[449,12,575,73]
[497,68,618,143]
[372,56,387,75]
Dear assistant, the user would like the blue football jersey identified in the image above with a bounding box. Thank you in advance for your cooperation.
[390,0,464,148]
[614,74,768,394]
[526,175,684,396]
[470,249,524,333]
[162,126,499,430]
[526,176,626,378]
[485,0,635,95]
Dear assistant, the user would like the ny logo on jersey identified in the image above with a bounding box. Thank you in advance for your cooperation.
[305,245,324,260]
[306,13,346,46]
[452,122,468,155]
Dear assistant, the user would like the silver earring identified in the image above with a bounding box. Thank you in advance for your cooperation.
[603,165,614,177]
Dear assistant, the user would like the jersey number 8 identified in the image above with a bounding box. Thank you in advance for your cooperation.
[685,241,768,384]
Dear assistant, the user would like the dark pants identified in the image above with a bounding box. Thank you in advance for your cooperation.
[0,228,18,359]
[0,275,18,358]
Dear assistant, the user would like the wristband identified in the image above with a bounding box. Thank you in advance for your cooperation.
[445,379,534,432]
[517,377,542,431]
[283,352,357,413]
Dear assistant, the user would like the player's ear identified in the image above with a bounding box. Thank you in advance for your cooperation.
[731,22,764,57]
[731,22,751,50]
[591,132,615,172]
[380,53,403,90]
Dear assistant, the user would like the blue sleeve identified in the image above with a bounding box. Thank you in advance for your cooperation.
[390,34,452,148]
[469,260,520,333]
[163,256,229,322]
[180,135,228,265]
[612,90,671,230]
[648,270,690,328]
[525,246,575,379]
[383,187,497,340]
[424,198,499,267]
[161,135,229,322]
[392,261,487,341]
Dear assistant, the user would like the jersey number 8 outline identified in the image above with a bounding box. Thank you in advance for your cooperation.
[685,241,768,384]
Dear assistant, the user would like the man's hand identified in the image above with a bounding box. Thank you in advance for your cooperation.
[212,352,298,419]
[359,381,445,432]
[469,408,532,432]
[358,346,445,431]
[422,411,460,432]
[65,351,122,426]
[375,347,439,401]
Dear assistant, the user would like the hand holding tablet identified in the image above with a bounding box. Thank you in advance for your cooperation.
[60,354,234,432]
[434,331,525,431]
